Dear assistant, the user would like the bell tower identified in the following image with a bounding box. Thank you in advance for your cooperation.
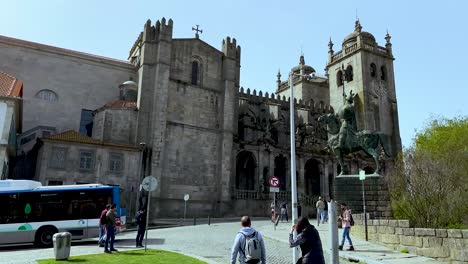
[326,20,401,154]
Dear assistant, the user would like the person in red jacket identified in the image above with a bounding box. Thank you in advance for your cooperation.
[98,204,111,247]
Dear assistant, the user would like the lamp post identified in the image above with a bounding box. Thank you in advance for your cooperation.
[289,71,315,263]
[135,142,146,216]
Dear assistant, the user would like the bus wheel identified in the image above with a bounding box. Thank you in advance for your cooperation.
[35,226,58,247]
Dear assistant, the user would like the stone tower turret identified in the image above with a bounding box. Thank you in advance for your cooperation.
[326,20,401,155]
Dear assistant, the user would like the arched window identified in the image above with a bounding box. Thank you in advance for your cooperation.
[35,89,58,102]
[380,66,387,81]
[304,159,321,196]
[370,63,377,77]
[336,71,343,86]
[345,65,353,82]
[235,151,256,190]
[191,61,199,85]
[274,155,287,191]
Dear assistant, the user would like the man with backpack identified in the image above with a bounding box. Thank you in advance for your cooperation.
[230,216,266,264]
[98,204,111,247]
[135,208,147,247]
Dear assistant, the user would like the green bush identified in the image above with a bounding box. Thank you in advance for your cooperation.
[388,116,468,228]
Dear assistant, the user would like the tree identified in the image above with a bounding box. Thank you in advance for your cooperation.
[388,116,468,228]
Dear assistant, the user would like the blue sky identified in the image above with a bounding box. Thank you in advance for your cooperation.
[1,0,466,147]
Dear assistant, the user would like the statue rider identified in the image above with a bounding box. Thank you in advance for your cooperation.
[336,90,357,150]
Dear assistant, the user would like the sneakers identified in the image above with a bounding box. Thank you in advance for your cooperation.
[348,246,355,251]
[338,245,343,250]
[98,243,104,247]
[110,248,118,252]
[136,244,144,248]
[104,250,112,254]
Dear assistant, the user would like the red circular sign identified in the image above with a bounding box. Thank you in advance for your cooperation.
[269,176,280,187]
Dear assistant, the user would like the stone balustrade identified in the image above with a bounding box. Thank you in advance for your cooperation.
[352,213,468,263]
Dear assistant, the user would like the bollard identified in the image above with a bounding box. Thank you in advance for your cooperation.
[328,200,339,264]
[53,232,71,260]
[208,215,211,225]
[193,217,196,226]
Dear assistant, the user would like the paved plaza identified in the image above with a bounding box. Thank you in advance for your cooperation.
[0,219,443,264]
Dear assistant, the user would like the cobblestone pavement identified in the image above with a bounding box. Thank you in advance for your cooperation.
[0,220,352,264]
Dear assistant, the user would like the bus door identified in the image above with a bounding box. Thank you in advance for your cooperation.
[68,200,88,239]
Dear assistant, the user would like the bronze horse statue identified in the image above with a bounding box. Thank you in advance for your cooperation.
[318,113,393,175]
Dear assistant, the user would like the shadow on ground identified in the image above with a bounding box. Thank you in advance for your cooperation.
[114,238,165,248]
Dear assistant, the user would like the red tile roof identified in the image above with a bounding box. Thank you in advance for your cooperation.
[0,72,23,98]
[43,130,138,150]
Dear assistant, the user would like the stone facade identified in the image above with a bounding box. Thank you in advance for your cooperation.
[0,35,136,147]
[352,214,468,263]
[35,131,140,209]
[0,18,402,219]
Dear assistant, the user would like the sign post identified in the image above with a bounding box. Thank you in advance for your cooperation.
[141,176,158,251]
[359,169,368,241]
[269,176,280,230]
[183,194,189,223]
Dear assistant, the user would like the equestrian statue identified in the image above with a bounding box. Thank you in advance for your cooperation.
[318,90,394,175]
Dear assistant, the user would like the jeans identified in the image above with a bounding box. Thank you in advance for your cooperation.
[136,226,146,246]
[341,227,353,246]
[320,210,327,223]
[105,226,115,251]
[98,224,106,244]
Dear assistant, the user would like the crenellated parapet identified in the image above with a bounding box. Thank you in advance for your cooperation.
[238,87,334,114]
[222,36,241,61]
[128,17,174,59]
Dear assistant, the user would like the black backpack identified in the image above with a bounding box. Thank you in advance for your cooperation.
[350,213,355,226]
[100,212,108,225]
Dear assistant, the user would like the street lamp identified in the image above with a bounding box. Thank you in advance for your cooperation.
[135,142,146,216]
[289,71,315,263]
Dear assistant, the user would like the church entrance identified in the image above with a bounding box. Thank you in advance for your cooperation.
[304,159,321,196]
[235,151,256,190]
[274,155,287,191]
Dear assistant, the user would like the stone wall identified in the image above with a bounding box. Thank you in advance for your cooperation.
[352,214,468,263]
[334,176,392,218]
[0,35,136,135]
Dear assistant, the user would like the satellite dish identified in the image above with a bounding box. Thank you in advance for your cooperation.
[141,176,158,192]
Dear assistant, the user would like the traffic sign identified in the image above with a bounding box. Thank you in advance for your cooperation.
[142,176,158,191]
[270,187,280,193]
[184,194,190,201]
[269,176,280,187]
[359,170,366,180]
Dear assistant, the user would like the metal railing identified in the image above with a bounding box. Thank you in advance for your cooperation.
[231,189,318,206]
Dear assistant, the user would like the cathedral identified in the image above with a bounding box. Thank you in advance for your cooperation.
[0,18,401,219]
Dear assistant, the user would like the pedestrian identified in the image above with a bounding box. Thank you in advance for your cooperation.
[315,197,325,225]
[104,203,118,253]
[135,208,147,248]
[230,216,266,264]
[323,198,328,223]
[289,217,325,264]
[280,200,288,222]
[338,203,354,251]
[98,204,111,247]
[270,201,276,222]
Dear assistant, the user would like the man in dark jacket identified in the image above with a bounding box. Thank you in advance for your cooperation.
[98,204,111,247]
[135,208,147,247]
[289,217,325,264]
[104,204,118,253]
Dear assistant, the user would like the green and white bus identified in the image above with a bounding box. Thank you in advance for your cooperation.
[0,180,126,247]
